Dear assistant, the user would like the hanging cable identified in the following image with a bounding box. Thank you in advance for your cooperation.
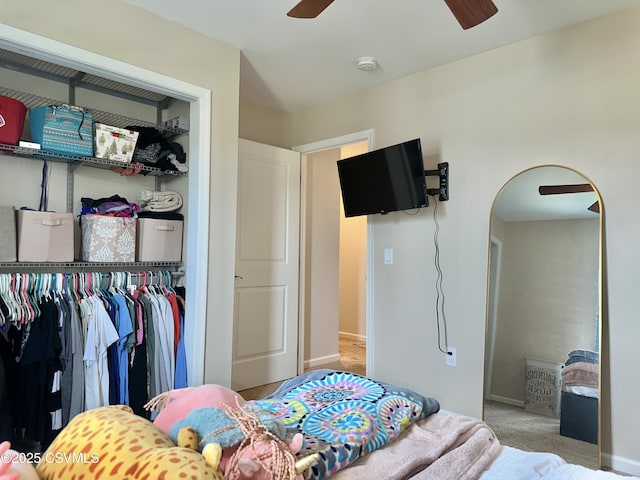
[431,195,450,356]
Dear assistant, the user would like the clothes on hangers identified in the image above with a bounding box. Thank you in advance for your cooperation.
[0,271,187,446]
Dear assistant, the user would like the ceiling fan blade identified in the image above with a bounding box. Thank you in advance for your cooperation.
[287,0,335,18]
[588,201,600,214]
[444,0,498,30]
[538,184,594,195]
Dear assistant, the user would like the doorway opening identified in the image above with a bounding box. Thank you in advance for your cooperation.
[295,130,374,379]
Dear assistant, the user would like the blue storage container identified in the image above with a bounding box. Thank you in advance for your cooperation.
[29,105,93,157]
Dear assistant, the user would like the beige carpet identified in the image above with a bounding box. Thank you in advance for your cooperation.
[483,400,599,470]
[239,336,366,401]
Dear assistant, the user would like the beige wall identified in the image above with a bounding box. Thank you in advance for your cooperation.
[239,99,291,148]
[1,0,241,387]
[289,6,640,467]
[491,218,599,402]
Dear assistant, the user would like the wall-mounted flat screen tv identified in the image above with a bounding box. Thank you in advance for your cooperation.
[337,138,429,217]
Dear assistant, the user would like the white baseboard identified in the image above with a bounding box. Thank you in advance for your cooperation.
[601,453,640,477]
[304,353,341,369]
[489,394,525,408]
[339,331,366,342]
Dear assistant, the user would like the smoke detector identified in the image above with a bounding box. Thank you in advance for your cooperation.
[356,56,378,71]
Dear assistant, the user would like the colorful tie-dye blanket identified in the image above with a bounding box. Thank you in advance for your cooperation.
[250,369,440,480]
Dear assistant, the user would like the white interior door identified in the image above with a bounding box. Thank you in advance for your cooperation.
[232,139,301,390]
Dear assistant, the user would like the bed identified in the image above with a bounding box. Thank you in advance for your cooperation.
[256,368,635,480]
[28,368,638,480]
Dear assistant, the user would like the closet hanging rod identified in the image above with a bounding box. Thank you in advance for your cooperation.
[0,261,183,269]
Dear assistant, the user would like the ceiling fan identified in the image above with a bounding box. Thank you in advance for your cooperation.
[287,0,498,30]
[538,184,600,214]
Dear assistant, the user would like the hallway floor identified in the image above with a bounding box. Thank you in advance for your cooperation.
[239,336,366,400]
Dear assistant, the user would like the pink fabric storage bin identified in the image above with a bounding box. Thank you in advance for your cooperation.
[16,210,74,262]
[136,218,183,262]
[81,214,136,262]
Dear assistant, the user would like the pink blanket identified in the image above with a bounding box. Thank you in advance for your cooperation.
[330,414,501,480]
[561,362,599,388]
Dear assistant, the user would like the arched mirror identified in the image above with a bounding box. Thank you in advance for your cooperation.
[483,165,602,469]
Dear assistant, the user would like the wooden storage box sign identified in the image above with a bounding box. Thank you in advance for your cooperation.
[16,210,74,262]
[0,206,17,262]
[29,105,94,157]
[81,214,136,262]
[136,218,183,262]
[94,123,139,163]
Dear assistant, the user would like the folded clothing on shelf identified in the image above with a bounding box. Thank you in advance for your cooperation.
[126,126,188,173]
[138,190,183,213]
[80,195,140,219]
[564,349,599,366]
[561,361,599,389]
[137,211,184,221]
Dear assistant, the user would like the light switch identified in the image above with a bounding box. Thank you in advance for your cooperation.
[384,248,393,265]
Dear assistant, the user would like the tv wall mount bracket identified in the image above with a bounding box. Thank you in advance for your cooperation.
[424,162,449,201]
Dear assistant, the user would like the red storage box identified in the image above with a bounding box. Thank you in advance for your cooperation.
[0,95,27,146]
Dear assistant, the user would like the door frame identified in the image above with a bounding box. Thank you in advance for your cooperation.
[293,129,375,375]
[484,235,502,401]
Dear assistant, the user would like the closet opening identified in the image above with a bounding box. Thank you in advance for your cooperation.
[0,25,211,390]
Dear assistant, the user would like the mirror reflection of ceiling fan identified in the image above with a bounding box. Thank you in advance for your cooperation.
[538,184,600,214]
[287,0,499,30]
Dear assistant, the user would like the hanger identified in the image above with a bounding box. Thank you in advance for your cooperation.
[2,274,19,327]
[22,274,36,322]
[0,275,10,326]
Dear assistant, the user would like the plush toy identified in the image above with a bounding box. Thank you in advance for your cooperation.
[148,384,247,435]
[146,385,318,479]
[229,406,319,480]
[168,405,287,449]
[36,405,224,480]
[0,441,39,480]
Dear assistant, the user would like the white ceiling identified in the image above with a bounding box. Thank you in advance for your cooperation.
[120,0,616,220]
[125,0,640,113]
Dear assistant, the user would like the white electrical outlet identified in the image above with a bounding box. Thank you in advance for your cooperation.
[446,347,457,366]
[384,248,393,265]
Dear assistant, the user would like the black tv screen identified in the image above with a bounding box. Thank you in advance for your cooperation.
[337,138,429,217]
